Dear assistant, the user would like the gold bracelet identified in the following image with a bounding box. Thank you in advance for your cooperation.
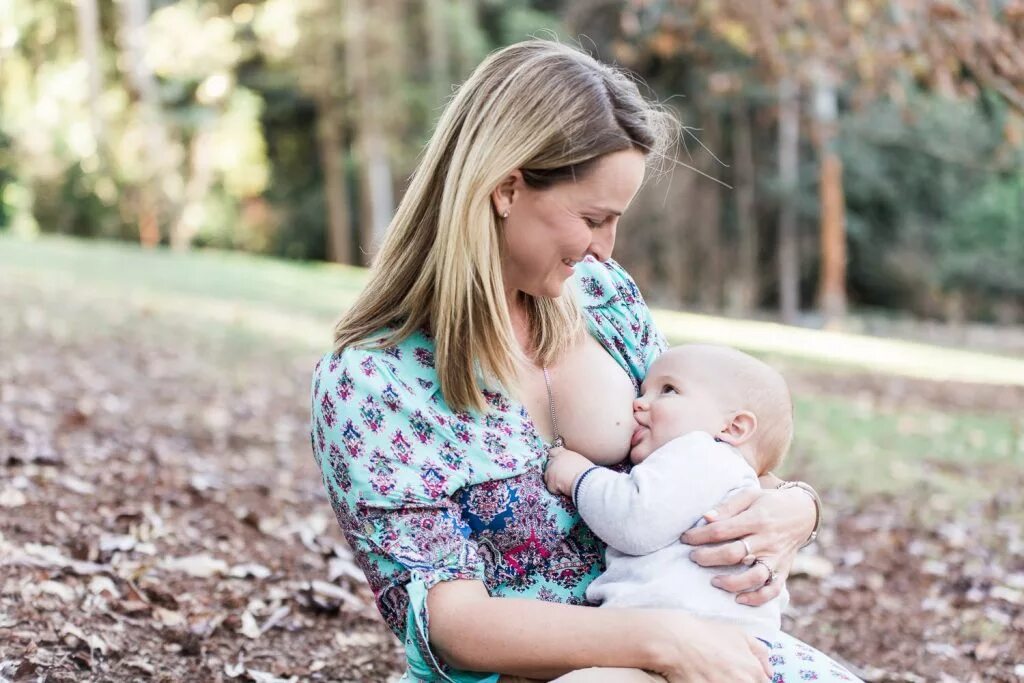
[776,480,821,547]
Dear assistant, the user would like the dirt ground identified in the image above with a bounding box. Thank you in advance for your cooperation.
[2,287,1023,683]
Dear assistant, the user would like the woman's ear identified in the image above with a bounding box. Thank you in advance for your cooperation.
[490,170,523,218]
[717,411,757,447]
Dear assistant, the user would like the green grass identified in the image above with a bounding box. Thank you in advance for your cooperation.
[3,233,1022,499]
[5,233,1023,385]
[785,394,1023,500]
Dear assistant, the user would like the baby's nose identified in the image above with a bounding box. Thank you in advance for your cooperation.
[632,397,646,412]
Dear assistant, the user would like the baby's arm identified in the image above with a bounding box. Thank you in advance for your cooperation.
[573,433,758,556]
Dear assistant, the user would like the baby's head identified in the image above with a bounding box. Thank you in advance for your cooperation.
[629,344,793,474]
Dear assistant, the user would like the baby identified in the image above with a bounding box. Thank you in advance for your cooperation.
[543,343,794,641]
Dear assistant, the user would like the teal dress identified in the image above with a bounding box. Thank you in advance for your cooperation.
[310,257,861,683]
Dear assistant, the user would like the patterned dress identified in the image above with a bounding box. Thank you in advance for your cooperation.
[310,257,861,683]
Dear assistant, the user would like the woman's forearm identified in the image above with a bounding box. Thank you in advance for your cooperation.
[427,580,670,679]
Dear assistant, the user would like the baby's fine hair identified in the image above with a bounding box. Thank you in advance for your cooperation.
[677,344,794,473]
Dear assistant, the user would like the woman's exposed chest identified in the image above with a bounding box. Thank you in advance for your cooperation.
[516,332,637,466]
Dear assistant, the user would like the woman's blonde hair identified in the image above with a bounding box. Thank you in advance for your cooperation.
[334,39,676,412]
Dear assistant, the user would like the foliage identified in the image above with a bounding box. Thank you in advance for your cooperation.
[940,174,1024,299]
[839,91,1024,319]
[0,0,1021,322]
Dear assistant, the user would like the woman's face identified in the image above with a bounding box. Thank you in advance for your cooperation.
[494,149,646,300]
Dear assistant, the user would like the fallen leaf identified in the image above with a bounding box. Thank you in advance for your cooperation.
[225,660,246,678]
[990,586,1023,605]
[259,605,290,635]
[228,563,271,580]
[0,488,27,508]
[160,554,228,578]
[245,670,296,683]
[37,581,77,603]
[238,610,261,639]
[154,607,185,628]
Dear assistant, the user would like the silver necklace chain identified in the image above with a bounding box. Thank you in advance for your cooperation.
[541,366,564,450]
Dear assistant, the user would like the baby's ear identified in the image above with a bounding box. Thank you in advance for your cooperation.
[717,411,757,447]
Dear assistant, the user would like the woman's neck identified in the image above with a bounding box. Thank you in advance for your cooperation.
[506,289,534,357]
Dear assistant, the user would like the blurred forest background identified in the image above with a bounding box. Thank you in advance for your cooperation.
[3,2,1024,681]
[3,0,1022,328]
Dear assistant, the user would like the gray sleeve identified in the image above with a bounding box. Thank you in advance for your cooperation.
[573,432,759,556]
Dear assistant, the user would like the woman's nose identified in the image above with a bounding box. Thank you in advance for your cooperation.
[587,224,617,262]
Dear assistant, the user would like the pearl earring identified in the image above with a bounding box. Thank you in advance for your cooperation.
[502,210,509,219]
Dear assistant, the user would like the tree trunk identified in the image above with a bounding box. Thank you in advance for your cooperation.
[450,0,479,79]
[346,0,395,264]
[813,67,847,323]
[75,0,103,148]
[664,147,698,307]
[728,99,759,314]
[317,102,353,264]
[817,153,847,321]
[694,109,723,311]
[777,77,800,324]
[171,130,214,251]
[425,0,451,112]
[119,0,162,248]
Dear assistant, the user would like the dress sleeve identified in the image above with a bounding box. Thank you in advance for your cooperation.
[311,348,496,683]
[573,257,668,391]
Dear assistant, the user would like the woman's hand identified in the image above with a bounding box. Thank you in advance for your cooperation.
[543,446,595,497]
[680,486,815,606]
[647,611,772,682]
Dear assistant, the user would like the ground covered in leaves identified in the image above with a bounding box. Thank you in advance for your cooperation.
[2,268,1024,682]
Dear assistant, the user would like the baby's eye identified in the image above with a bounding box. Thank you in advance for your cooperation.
[661,384,678,394]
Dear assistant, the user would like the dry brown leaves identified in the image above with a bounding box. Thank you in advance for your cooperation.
[1,283,1023,682]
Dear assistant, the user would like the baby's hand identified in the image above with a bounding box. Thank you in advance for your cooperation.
[544,446,595,497]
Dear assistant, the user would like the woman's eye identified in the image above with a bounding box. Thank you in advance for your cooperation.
[583,217,602,229]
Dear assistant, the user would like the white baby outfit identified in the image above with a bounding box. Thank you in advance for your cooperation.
[573,431,789,639]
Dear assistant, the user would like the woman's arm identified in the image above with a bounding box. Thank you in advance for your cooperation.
[427,579,772,682]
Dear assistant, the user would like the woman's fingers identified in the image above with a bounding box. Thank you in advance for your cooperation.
[736,554,793,606]
[699,487,759,524]
[689,538,755,567]
[710,561,773,594]
[736,575,785,606]
[748,636,773,680]
[682,511,759,546]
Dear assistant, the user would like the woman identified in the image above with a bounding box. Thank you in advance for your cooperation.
[311,40,855,682]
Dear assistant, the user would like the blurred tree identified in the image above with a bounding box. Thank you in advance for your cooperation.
[300,0,353,264]
[346,0,396,262]
[2,0,1020,326]
[728,98,759,314]
[75,0,104,149]
[777,77,801,324]
[118,0,162,248]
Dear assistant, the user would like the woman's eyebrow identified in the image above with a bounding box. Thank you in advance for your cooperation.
[587,206,623,216]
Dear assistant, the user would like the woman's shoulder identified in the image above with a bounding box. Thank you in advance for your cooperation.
[312,326,441,404]
[571,256,666,382]
[570,256,645,310]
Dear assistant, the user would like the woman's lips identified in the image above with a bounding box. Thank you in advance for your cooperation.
[631,426,646,447]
